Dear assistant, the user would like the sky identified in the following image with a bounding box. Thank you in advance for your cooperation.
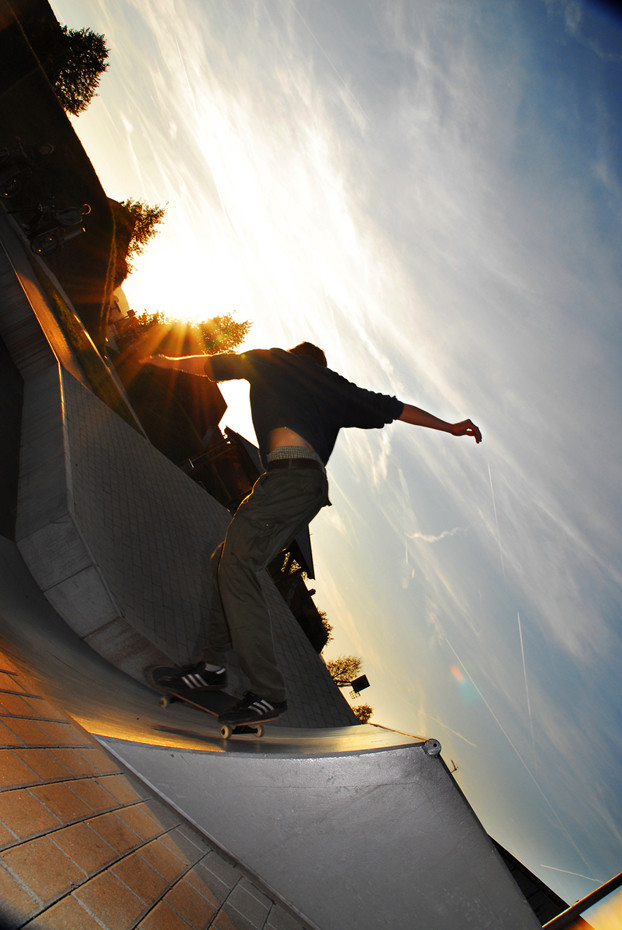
[49,0,621,917]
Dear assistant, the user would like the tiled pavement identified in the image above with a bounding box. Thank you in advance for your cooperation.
[0,648,310,930]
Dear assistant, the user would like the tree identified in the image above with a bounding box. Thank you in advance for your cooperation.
[318,610,333,647]
[131,311,251,356]
[196,313,252,354]
[352,704,373,724]
[326,657,374,722]
[49,26,109,115]
[120,199,167,271]
[325,655,362,686]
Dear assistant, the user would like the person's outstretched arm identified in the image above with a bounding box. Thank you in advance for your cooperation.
[399,403,482,443]
[139,353,213,377]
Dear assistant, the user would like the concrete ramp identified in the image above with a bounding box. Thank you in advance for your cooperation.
[1,533,539,929]
[99,726,540,930]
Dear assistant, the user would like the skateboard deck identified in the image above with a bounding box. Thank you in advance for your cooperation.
[153,682,265,739]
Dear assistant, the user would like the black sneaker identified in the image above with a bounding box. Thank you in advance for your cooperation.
[218,691,287,726]
[148,662,227,693]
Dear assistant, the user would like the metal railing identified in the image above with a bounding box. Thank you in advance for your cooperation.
[543,872,622,928]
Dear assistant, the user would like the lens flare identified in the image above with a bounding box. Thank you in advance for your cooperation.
[450,664,465,684]
[449,664,479,706]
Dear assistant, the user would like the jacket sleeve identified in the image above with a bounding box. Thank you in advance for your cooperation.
[335,372,404,428]
[205,353,249,382]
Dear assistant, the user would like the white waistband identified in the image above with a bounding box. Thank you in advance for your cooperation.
[266,445,323,465]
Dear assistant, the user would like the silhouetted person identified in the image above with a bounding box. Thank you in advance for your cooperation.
[143,342,481,727]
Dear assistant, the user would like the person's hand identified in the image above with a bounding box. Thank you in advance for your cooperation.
[450,419,482,443]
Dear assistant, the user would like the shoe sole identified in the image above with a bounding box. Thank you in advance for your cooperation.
[218,711,285,726]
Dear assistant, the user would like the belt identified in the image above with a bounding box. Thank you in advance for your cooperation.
[267,458,325,472]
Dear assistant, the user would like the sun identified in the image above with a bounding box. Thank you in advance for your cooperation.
[121,226,244,325]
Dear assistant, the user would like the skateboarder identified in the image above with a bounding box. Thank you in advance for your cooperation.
[144,343,482,727]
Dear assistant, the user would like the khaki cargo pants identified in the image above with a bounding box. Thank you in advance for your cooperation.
[202,464,329,702]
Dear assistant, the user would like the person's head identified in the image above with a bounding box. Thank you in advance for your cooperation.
[288,342,327,367]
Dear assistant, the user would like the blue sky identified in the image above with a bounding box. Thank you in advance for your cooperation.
[50,0,621,916]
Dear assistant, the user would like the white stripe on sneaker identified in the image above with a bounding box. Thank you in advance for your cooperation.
[250,699,274,716]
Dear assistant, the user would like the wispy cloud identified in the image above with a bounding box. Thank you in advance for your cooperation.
[539,863,600,885]
[407,527,466,544]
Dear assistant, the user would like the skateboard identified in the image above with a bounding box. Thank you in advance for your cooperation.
[153,683,265,739]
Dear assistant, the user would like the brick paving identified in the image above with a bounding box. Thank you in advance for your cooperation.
[0,649,311,930]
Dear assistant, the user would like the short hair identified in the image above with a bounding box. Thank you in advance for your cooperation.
[288,341,327,367]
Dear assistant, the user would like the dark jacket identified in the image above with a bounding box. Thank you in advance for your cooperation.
[207,348,404,465]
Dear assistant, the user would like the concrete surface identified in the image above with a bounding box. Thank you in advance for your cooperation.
[0,535,540,930]
[102,734,542,930]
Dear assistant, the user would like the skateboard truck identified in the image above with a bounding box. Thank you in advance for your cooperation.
[220,723,265,739]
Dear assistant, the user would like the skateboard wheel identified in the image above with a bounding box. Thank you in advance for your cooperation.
[220,724,233,739]
[159,695,170,708]
[255,725,264,737]
[423,738,441,756]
